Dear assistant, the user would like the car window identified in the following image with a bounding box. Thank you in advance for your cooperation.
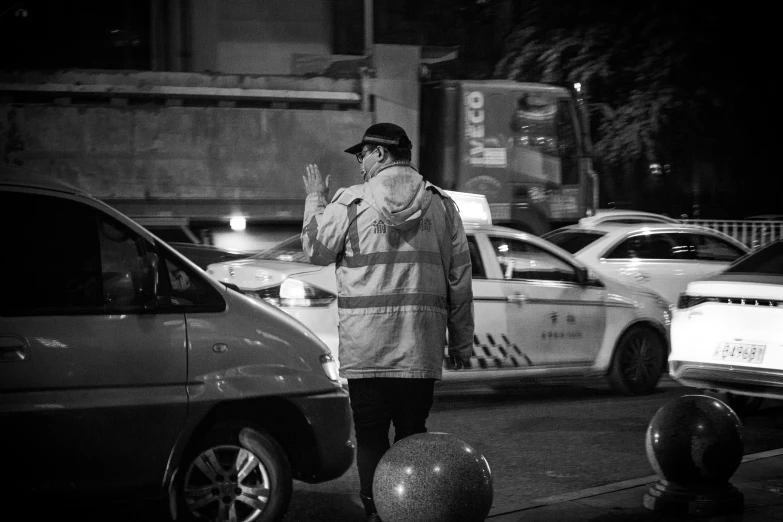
[690,233,745,262]
[605,233,694,260]
[467,235,485,279]
[0,192,224,316]
[726,240,783,275]
[159,250,226,310]
[1,192,103,314]
[489,236,577,282]
[98,214,152,308]
[543,229,607,254]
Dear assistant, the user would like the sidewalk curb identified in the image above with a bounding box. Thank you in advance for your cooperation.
[486,447,783,518]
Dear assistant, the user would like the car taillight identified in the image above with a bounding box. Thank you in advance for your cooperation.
[243,286,282,305]
[677,294,714,309]
[279,278,336,307]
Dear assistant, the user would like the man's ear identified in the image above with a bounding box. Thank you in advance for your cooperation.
[377,146,388,161]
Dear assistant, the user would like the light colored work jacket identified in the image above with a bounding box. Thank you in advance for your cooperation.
[302,162,474,379]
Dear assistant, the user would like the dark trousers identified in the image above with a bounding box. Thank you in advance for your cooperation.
[347,377,436,499]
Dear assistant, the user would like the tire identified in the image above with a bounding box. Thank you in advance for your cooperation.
[607,326,666,396]
[177,422,292,522]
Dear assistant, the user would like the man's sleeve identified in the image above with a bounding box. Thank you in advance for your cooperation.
[301,190,351,266]
[445,200,475,361]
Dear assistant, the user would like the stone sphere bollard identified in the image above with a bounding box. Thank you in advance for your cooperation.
[644,394,744,516]
[373,432,493,522]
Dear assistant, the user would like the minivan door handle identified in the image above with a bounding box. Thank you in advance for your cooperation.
[0,335,28,362]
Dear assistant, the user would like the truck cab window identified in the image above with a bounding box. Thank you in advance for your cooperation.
[509,95,579,187]
[556,99,579,186]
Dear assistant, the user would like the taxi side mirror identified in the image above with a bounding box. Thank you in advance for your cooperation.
[575,266,589,284]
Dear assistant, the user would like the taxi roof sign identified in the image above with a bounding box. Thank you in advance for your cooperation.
[444,190,492,225]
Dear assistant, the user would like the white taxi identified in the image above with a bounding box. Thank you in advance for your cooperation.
[208,193,673,395]
[669,239,783,412]
[578,209,679,227]
[543,223,750,305]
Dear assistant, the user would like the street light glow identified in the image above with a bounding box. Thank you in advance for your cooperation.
[230,216,246,231]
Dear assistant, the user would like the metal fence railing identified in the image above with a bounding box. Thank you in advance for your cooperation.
[681,220,783,249]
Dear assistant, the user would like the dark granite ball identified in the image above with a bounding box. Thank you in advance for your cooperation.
[373,432,493,522]
[646,394,744,485]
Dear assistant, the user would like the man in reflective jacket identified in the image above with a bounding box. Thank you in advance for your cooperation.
[302,123,474,521]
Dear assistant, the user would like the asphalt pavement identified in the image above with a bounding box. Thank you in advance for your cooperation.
[281,379,783,522]
[488,449,783,522]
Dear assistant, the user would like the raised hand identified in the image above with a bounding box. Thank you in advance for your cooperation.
[303,163,331,200]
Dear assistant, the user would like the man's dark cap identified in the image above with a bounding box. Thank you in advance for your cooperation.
[344,123,412,154]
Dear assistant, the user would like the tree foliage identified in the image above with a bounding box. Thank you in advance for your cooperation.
[494,0,729,168]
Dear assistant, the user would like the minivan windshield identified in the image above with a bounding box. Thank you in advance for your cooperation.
[725,240,783,275]
[250,235,309,263]
[543,229,607,254]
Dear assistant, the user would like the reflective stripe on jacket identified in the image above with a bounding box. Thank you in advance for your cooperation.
[301,164,474,379]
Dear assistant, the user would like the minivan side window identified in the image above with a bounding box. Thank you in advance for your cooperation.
[98,213,152,308]
[158,250,225,311]
[2,192,103,314]
[1,192,224,315]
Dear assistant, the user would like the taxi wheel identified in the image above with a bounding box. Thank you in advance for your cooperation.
[607,326,666,396]
[177,422,292,522]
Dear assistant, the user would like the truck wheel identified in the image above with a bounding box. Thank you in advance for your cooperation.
[178,422,292,522]
[608,326,666,396]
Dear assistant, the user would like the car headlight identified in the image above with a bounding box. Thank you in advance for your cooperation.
[320,353,339,382]
[677,294,715,309]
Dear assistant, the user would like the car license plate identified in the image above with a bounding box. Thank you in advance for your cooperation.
[713,342,765,364]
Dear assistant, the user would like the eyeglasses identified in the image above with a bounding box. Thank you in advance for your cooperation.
[355,147,379,163]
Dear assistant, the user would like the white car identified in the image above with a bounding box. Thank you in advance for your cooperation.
[208,194,672,396]
[543,223,750,304]
[669,239,783,413]
[578,209,679,227]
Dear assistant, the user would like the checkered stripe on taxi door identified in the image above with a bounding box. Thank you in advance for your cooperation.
[468,333,533,369]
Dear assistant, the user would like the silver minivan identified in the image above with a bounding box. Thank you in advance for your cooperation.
[0,164,354,522]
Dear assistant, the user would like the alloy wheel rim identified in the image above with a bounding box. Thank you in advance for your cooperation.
[184,444,271,522]
[623,335,658,387]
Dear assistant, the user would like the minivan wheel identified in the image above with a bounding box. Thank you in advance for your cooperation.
[607,326,666,396]
[179,422,292,522]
